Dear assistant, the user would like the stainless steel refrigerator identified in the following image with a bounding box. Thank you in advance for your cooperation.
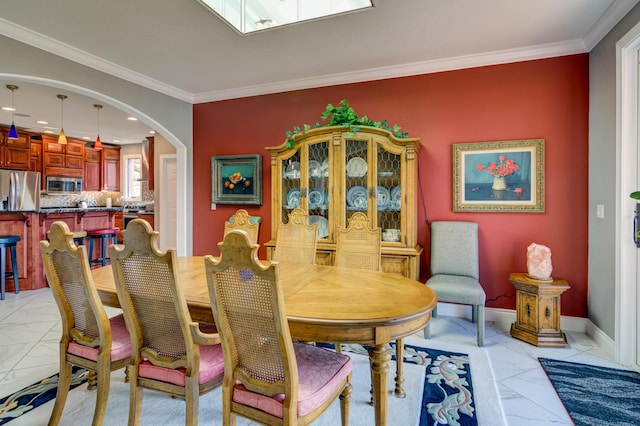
[0,169,40,211]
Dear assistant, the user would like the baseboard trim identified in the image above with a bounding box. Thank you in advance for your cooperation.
[434,302,614,356]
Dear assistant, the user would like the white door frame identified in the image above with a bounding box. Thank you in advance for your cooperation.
[159,154,177,252]
[616,20,640,369]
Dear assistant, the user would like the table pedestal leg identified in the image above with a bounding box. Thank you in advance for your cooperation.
[369,343,391,426]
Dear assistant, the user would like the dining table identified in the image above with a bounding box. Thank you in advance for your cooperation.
[91,256,437,426]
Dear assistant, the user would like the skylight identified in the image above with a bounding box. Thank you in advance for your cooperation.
[198,0,374,35]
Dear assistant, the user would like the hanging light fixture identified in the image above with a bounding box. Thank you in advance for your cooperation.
[6,85,19,140]
[56,94,68,144]
[93,104,103,150]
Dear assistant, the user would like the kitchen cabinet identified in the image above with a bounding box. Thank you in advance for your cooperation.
[265,126,422,279]
[137,212,154,229]
[40,135,83,180]
[114,211,123,242]
[146,136,155,190]
[84,148,101,191]
[0,127,30,170]
[30,141,42,174]
[101,146,120,191]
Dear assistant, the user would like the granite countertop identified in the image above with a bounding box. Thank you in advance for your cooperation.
[36,207,124,213]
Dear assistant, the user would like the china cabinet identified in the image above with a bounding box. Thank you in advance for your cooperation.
[265,126,422,279]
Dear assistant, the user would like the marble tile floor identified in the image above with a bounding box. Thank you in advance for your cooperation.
[0,288,626,425]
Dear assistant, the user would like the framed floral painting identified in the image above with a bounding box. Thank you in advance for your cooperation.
[452,139,545,212]
[211,154,262,205]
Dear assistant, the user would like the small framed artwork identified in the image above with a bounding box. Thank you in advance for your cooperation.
[211,154,262,205]
[452,139,544,212]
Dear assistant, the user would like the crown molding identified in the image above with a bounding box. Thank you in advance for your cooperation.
[193,39,587,103]
[583,0,640,50]
[0,18,194,103]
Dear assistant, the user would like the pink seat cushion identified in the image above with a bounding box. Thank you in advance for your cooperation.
[138,343,224,386]
[233,343,352,418]
[67,314,131,362]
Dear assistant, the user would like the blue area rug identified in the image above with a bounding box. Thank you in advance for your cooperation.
[1,344,479,425]
[0,366,87,424]
[334,342,478,426]
[539,357,640,426]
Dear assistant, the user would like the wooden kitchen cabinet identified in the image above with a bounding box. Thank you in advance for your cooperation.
[101,146,120,191]
[265,126,422,279]
[84,148,101,191]
[40,135,84,184]
[0,127,30,170]
[137,212,154,229]
[30,141,42,174]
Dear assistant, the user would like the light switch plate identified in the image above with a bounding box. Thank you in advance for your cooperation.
[596,204,604,219]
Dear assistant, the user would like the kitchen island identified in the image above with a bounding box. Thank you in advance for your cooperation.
[0,207,122,292]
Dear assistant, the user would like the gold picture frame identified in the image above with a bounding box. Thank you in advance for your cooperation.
[452,139,544,212]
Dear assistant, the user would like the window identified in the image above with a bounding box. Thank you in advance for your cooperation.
[198,0,373,34]
[123,154,142,200]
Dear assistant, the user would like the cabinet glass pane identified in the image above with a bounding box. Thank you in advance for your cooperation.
[344,138,369,227]
[377,145,401,242]
[281,152,301,224]
[307,141,329,239]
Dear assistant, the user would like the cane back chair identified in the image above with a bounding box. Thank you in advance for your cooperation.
[224,208,261,245]
[40,221,131,426]
[109,218,224,425]
[272,208,317,265]
[204,230,353,425]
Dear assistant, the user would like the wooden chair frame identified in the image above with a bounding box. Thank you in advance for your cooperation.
[223,208,261,245]
[273,208,317,265]
[110,218,222,425]
[205,230,352,425]
[41,221,131,426]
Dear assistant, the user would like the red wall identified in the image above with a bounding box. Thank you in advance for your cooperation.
[193,54,589,317]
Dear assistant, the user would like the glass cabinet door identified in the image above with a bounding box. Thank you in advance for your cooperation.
[344,137,370,226]
[306,140,330,240]
[281,150,301,225]
[376,143,402,244]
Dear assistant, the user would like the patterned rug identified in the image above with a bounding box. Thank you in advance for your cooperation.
[0,366,87,425]
[1,341,504,425]
[539,357,640,426]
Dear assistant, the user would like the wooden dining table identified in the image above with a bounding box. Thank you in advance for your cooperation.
[92,256,437,426]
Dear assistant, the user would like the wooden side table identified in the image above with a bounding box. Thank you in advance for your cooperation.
[509,272,570,347]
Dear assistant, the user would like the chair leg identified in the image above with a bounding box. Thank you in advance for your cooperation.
[339,382,353,426]
[92,365,111,425]
[472,304,478,323]
[335,343,342,353]
[101,236,108,267]
[476,305,485,347]
[128,369,144,426]
[10,244,18,294]
[184,376,199,426]
[48,362,73,425]
[89,238,95,265]
[394,338,405,398]
[423,322,431,339]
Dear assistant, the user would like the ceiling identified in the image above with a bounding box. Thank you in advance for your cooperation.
[0,0,637,145]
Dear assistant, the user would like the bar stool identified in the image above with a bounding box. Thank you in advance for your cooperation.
[72,230,87,246]
[87,228,119,267]
[0,235,20,300]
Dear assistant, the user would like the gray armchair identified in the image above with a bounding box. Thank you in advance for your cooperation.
[424,221,486,346]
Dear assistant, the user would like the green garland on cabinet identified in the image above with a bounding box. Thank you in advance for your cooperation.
[284,99,409,148]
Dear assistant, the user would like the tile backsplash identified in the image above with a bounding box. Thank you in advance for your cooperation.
[40,182,155,208]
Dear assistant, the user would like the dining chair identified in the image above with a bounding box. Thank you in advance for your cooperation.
[424,221,486,346]
[335,212,407,397]
[223,208,261,244]
[272,208,318,264]
[204,230,353,426]
[40,221,132,426]
[109,218,224,425]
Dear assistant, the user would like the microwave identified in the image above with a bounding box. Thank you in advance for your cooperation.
[46,176,83,194]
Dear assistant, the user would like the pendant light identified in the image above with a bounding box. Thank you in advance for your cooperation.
[93,104,103,150]
[6,85,18,140]
[56,94,68,144]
